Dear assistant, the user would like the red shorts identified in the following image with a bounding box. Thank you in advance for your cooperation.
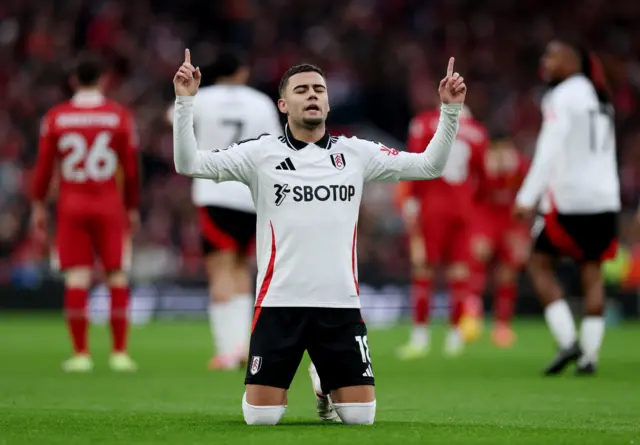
[54,210,129,272]
[417,209,471,265]
[471,210,530,267]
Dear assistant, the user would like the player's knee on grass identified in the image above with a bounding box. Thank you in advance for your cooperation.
[446,263,469,282]
[333,401,376,425]
[65,268,92,289]
[330,385,375,403]
[242,392,286,425]
[106,270,129,288]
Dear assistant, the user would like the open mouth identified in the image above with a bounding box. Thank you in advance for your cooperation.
[305,104,320,112]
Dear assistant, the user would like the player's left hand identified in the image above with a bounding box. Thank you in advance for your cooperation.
[439,57,467,105]
[513,205,534,221]
[128,210,140,234]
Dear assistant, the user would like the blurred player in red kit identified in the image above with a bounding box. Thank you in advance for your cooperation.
[31,55,140,372]
[468,136,531,347]
[397,104,488,358]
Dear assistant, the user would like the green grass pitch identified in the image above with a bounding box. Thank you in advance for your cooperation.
[1,315,639,444]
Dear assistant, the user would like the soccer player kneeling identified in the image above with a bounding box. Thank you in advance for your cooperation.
[173,49,467,425]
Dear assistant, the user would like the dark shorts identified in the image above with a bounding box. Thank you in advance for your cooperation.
[533,211,619,262]
[197,206,256,255]
[245,308,375,394]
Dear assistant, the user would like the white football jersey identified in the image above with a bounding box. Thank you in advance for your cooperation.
[168,84,282,212]
[516,74,620,214]
[174,95,461,308]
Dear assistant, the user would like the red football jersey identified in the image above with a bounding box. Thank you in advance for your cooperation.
[475,146,530,214]
[407,108,489,211]
[31,91,140,213]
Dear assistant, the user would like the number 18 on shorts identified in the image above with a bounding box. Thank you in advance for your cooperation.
[245,308,375,394]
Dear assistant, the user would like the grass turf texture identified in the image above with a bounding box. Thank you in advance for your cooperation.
[1,315,638,445]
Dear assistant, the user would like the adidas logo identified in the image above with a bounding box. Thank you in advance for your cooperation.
[362,365,374,377]
[275,158,296,171]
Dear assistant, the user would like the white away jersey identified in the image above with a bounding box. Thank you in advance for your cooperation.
[174,95,461,308]
[516,74,620,214]
[169,84,282,212]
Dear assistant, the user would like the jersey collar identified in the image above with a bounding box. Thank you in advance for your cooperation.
[71,90,105,107]
[284,123,332,150]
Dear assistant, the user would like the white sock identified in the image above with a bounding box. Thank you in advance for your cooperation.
[410,325,429,349]
[233,294,254,349]
[579,316,604,365]
[242,392,286,425]
[209,302,233,356]
[224,295,254,355]
[333,400,376,425]
[544,300,577,349]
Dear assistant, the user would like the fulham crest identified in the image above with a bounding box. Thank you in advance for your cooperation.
[330,153,346,170]
[250,356,262,375]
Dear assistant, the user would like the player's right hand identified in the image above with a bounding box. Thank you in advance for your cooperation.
[173,49,201,97]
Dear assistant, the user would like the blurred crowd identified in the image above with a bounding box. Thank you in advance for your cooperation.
[1,0,639,286]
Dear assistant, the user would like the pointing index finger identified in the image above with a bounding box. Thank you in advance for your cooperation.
[446,57,455,78]
[185,48,191,64]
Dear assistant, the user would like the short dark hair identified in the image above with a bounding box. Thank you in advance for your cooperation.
[210,47,248,81]
[278,64,325,97]
[74,54,103,86]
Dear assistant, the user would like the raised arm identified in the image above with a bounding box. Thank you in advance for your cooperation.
[172,49,256,184]
[364,57,466,182]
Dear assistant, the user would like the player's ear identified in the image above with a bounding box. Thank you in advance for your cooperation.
[277,98,288,114]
